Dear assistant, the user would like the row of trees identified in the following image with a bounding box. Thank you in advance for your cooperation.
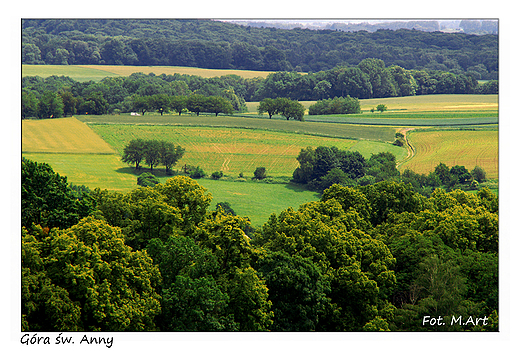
[121,139,185,173]
[132,94,234,116]
[21,157,498,331]
[22,90,109,118]
[253,60,497,101]
[22,19,498,77]
[292,146,488,196]
[22,61,498,119]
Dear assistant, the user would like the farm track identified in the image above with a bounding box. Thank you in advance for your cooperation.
[396,128,416,169]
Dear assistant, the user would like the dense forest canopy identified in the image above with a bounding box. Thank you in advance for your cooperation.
[22,19,498,79]
[22,157,498,332]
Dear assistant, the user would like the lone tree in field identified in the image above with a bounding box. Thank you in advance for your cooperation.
[253,167,267,180]
[376,104,387,113]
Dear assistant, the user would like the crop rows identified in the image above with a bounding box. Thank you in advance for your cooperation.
[89,124,361,177]
[402,129,498,179]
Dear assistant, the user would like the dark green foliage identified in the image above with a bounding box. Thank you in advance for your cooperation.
[308,96,361,115]
[258,97,305,121]
[37,91,64,119]
[22,217,162,331]
[376,104,388,113]
[22,157,499,332]
[255,251,331,331]
[22,19,497,79]
[146,236,238,331]
[293,146,372,191]
[211,171,224,180]
[22,67,495,121]
[137,172,160,187]
[450,165,472,184]
[185,165,206,179]
[122,139,184,173]
[253,167,267,180]
[359,180,427,226]
[471,165,487,183]
[121,138,146,170]
[22,158,93,230]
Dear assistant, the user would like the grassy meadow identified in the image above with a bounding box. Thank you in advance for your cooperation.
[22,153,137,192]
[22,64,275,81]
[195,179,321,226]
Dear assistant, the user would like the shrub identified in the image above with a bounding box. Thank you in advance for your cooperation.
[185,165,206,179]
[393,138,405,147]
[308,96,361,115]
[253,167,267,180]
[471,165,487,183]
[211,171,224,180]
[137,172,160,187]
[376,104,387,113]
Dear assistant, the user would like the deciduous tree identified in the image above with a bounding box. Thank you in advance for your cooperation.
[22,217,162,331]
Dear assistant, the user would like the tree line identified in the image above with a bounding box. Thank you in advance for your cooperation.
[21,157,498,332]
[22,19,498,78]
[22,61,497,119]
[292,146,489,196]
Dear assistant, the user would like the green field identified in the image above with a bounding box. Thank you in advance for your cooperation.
[22,153,137,192]
[22,64,274,82]
[195,179,321,227]
[76,114,400,143]
[88,124,407,178]
[22,91,499,225]
[22,116,406,225]
[358,94,498,112]
[304,114,498,126]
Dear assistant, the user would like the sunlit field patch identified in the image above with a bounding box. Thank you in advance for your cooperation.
[402,129,498,179]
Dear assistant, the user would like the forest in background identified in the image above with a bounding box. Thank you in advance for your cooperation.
[22,19,498,79]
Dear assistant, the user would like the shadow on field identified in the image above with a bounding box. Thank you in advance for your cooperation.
[283,182,317,194]
[115,167,181,179]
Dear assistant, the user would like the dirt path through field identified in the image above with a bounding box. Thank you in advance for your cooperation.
[396,128,416,169]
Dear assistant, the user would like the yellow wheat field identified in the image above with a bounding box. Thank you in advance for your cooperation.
[402,130,498,179]
[22,117,116,154]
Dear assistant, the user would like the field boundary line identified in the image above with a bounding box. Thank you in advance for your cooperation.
[396,128,416,169]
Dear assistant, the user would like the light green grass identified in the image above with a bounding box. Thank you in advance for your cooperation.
[22,117,116,154]
[195,178,321,227]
